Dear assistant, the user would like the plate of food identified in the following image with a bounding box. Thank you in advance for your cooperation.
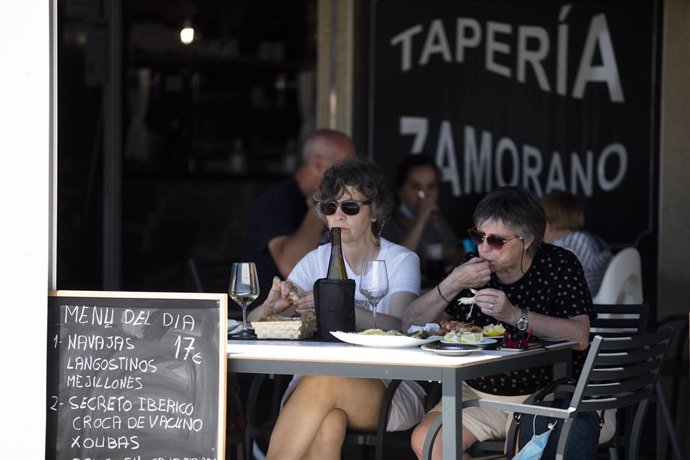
[330,329,441,348]
[438,320,501,346]
[482,323,506,339]
[441,333,497,347]
[421,342,480,356]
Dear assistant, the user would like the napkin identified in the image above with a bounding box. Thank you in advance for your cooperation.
[406,323,441,335]
[227,320,242,335]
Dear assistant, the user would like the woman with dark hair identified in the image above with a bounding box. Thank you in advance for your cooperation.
[382,154,462,286]
[404,186,603,459]
[249,156,419,326]
[249,157,426,460]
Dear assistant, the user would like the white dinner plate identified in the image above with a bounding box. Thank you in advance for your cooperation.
[441,337,497,347]
[421,342,480,356]
[330,331,441,348]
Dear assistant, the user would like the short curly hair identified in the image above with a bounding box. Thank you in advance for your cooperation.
[473,186,546,257]
[314,157,394,236]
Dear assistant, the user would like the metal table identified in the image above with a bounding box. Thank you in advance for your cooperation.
[227,340,573,460]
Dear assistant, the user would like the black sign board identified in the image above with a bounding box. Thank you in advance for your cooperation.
[370,0,659,247]
[46,291,227,460]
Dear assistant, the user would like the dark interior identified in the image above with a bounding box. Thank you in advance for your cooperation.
[58,0,316,294]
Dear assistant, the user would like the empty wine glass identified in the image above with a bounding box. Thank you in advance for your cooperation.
[359,260,389,329]
[228,262,260,338]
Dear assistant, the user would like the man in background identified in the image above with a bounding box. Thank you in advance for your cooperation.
[242,129,356,305]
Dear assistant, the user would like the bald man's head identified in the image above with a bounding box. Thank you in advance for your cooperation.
[297,129,356,196]
[302,129,356,166]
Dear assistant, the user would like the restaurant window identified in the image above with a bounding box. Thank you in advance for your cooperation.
[58,0,317,291]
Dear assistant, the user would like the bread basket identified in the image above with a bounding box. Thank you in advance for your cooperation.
[251,311,316,340]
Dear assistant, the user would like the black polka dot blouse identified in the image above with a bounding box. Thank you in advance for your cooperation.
[444,243,595,396]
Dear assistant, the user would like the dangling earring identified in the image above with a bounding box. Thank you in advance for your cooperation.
[376,220,386,239]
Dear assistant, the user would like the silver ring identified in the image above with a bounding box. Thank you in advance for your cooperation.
[490,303,494,309]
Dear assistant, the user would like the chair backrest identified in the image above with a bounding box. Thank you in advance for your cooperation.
[593,247,643,304]
[573,328,672,411]
[562,327,674,458]
[590,303,649,338]
[501,327,675,459]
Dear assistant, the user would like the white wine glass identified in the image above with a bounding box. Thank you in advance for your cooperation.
[359,260,389,329]
[229,262,260,338]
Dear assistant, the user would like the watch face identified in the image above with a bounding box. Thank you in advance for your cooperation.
[518,310,528,331]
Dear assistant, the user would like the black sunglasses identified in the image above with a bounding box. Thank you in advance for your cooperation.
[467,227,522,250]
[318,199,372,216]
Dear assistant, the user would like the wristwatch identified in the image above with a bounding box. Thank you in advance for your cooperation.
[517,308,529,331]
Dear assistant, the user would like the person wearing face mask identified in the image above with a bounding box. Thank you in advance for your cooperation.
[248,157,425,460]
[403,186,612,460]
[382,154,463,288]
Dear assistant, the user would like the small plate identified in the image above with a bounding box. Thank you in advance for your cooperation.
[441,337,497,347]
[483,334,505,340]
[330,331,441,348]
[421,342,480,356]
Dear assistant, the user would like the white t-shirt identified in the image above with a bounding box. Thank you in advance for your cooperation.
[283,239,425,431]
[287,238,420,316]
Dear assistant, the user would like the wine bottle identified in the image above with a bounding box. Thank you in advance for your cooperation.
[326,227,348,279]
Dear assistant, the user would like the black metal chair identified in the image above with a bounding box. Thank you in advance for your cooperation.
[590,303,684,460]
[343,379,441,460]
[590,303,651,460]
[227,373,247,459]
[464,303,653,459]
[421,327,674,460]
[654,314,688,460]
[589,303,650,338]
[243,373,291,459]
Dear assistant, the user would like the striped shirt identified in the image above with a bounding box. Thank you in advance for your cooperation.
[553,231,612,297]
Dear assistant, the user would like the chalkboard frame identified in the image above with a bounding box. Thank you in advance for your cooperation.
[46,290,228,460]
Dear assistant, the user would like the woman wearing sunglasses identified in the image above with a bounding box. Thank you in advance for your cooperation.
[405,186,603,459]
[249,157,426,460]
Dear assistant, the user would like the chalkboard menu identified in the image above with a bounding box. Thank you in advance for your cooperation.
[46,291,227,460]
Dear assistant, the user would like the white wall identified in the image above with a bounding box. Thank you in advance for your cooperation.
[0,1,52,458]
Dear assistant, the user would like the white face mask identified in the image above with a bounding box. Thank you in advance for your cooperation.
[514,420,556,460]
[398,203,417,220]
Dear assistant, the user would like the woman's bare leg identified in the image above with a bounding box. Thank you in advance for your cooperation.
[411,411,478,460]
[265,376,385,460]
[303,409,347,460]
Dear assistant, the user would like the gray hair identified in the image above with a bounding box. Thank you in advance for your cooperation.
[473,186,545,256]
[302,129,355,162]
[314,157,394,236]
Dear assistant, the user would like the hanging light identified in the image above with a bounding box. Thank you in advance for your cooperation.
[180,21,195,45]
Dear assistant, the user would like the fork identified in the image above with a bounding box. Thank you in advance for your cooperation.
[465,303,475,320]
[457,288,478,320]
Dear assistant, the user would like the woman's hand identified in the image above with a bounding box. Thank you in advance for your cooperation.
[474,288,519,323]
[249,277,309,322]
[445,256,491,291]
[292,292,315,315]
[417,196,440,223]
[263,277,297,317]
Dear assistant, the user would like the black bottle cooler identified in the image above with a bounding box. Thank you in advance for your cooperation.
[313,278,356,341]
